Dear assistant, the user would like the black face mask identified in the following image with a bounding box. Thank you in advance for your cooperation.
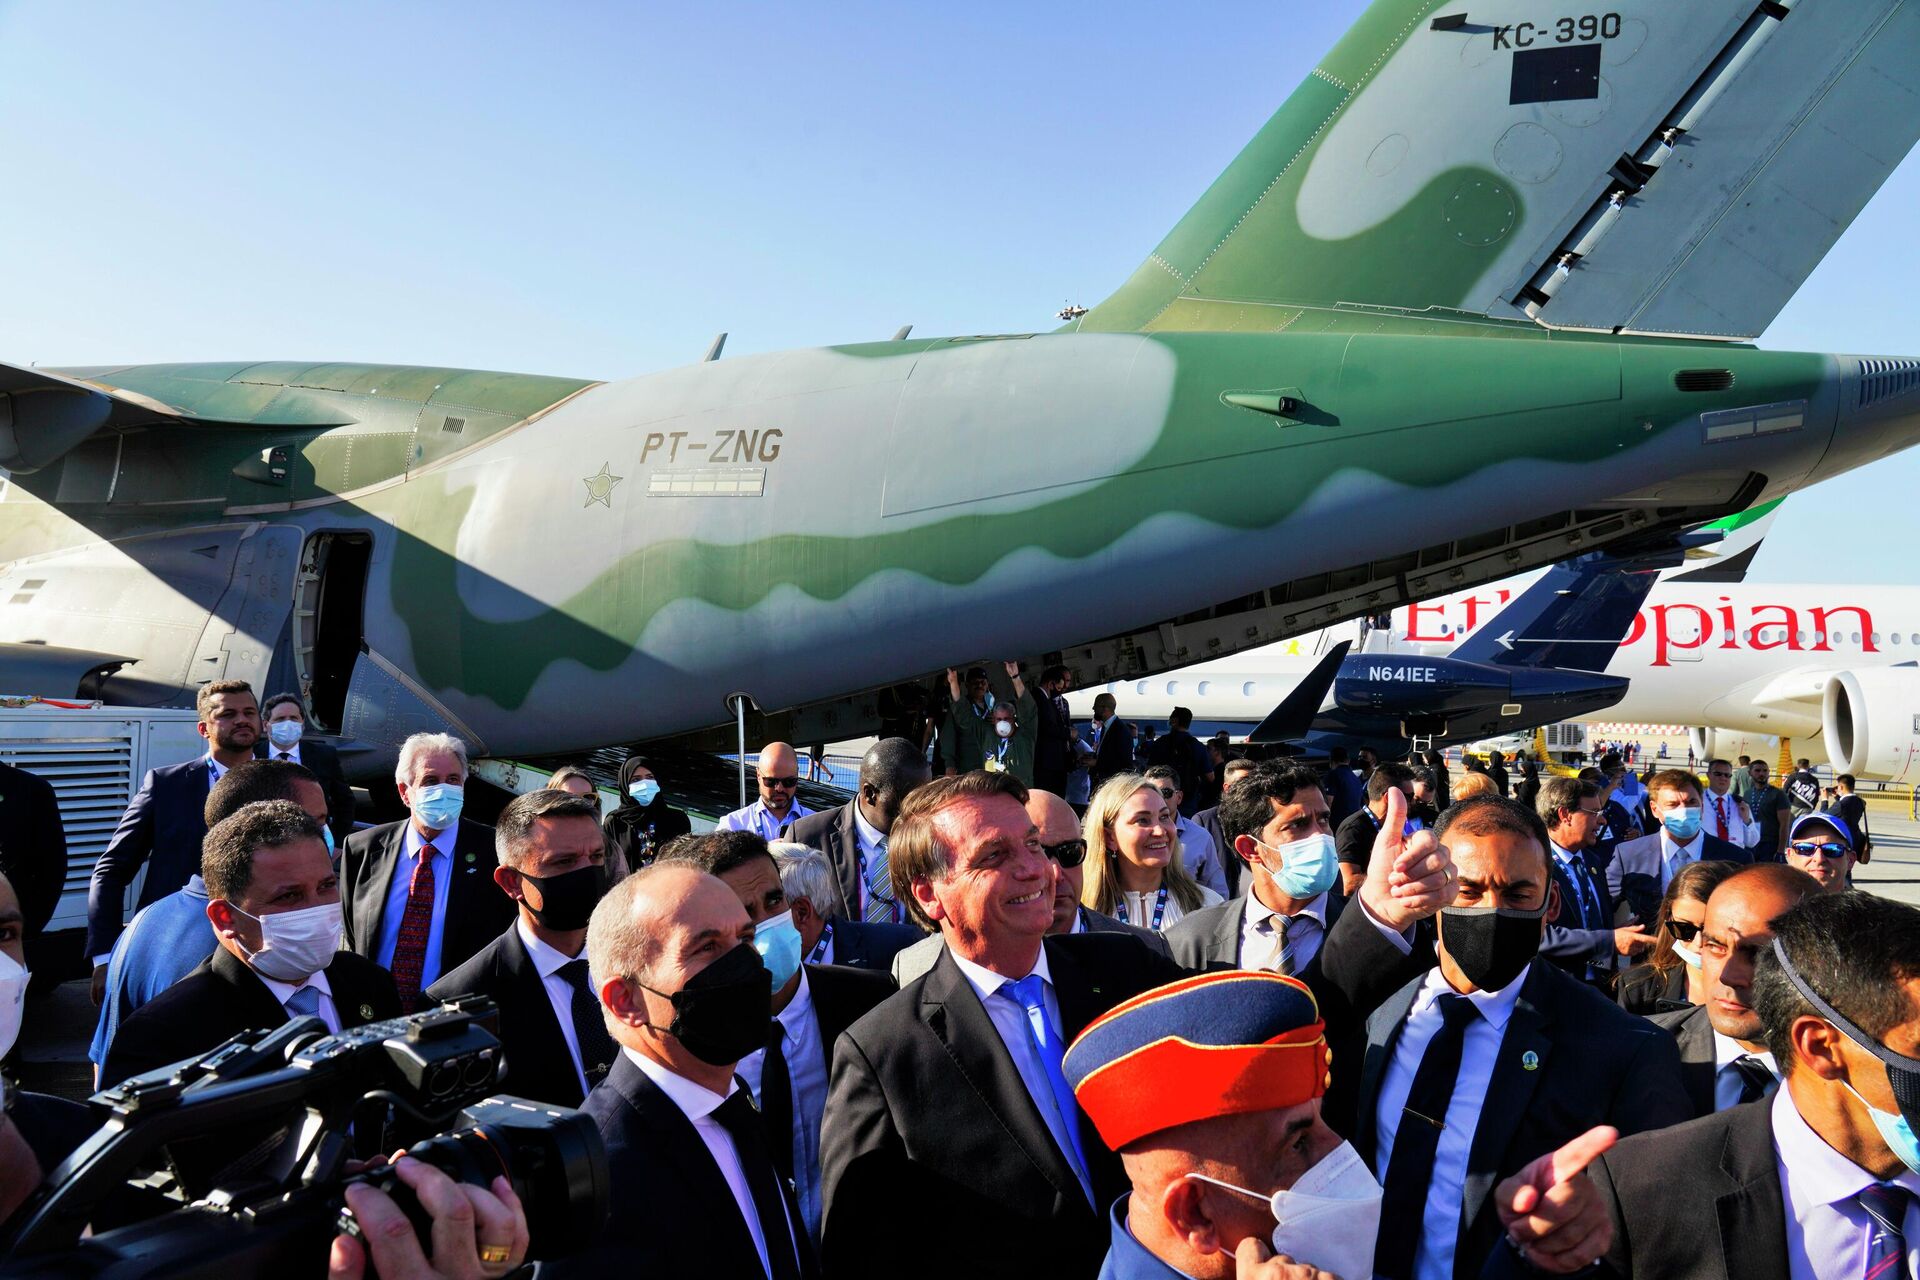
[518,863,610,932]
[640,942,771,1066]
[1439,902,1547,991]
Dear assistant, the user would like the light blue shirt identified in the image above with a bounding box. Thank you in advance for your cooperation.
[1773,1084,1920,1280]
[89,876,217,1068]
[739,970,830,1246]
[374,822,456,990]
[716,798,816,842]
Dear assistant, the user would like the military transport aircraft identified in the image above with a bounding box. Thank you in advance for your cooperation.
[3,0,1920,777]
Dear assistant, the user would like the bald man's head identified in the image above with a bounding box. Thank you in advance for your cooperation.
[757,742,801,811]
[1702,863,1821,1045]
[1024,789,1088,935]
[1026,789,1080,845]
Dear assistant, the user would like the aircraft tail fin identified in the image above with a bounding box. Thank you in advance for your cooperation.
[1075,0,1920,340]
[1249,641,1351,743]
[1448,549,1670,673]
[1664,499,1783,584]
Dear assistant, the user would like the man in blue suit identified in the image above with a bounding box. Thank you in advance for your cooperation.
[85,679,260,1003]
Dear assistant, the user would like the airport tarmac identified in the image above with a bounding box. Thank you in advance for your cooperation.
[16,794,1918,1105]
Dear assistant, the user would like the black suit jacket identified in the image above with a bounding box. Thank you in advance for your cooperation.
[102,944,400,1087]
[255,737,357,842]
[1650,1001,1725,1119]
[1540,843,1619,979]
[1614,961,1689,1016]
[340,817,510,979]
[801,962,895,1072]
[1091,719,1135,787]
[0,760,66,937]
[820,933,1183,1279]
[827,917,923,971]
[1584,1100,1790,1280]
[785,802,867,922]
[1355,958,1691,1278]
[1163,891,1422,1137]
[426,920,599,1108]
[546,1052,816,1279]
[1030,687,1075,792]
[86,757,215,959]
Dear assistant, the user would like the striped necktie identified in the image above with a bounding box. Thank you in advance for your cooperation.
[864,837,898,923]
[1859,1182,1913,1280]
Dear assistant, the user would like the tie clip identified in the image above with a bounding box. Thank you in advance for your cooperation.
[1403,1107,1447,1130]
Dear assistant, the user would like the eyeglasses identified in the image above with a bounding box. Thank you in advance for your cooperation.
[1789,841,1850,860]
[1667,919,1704,943]
[762,775,799,789]
[1156,787,1176,800]
[1042,839,1088,868]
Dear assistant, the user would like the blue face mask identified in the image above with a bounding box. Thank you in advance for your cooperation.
[411,782,464,831]
[1662,806,1702,842]
[628,778,661,806]
[267,720,304,750]
[1256,832,1340,900]
[753,909,804,990]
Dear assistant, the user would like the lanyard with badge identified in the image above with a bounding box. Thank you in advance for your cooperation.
[807,921,834,965]
[1115,886,1169,930]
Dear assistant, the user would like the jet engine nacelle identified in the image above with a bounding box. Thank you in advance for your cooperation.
[1822,668,1920,782]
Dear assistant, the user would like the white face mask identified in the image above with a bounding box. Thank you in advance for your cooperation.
[231,900,344,983]
[0,950,29,1060]
[1185,1139,1382,1280]
[1672,939,1703,970]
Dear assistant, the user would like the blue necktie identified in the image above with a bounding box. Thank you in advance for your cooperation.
[1860,1182,1912,1280]
[1563,855,1600,928]
[285,985,323,1021]
[1005,974,1092,1201]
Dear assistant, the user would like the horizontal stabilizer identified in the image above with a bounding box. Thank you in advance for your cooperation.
[1249,640,1351,743]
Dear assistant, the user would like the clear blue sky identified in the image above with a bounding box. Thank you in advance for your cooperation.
[0,1,1912,582]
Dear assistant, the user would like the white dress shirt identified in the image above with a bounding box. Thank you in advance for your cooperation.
[851,805,887,917]
[1240,890,1330,974]
[1710,1027,1778,1111]
[624,1048,784,1278]
[1704,789,1753,848]
[258,967,342,1034]
[268,742,305,765]
[948,947,1093,1202]
[374,823,457,990]
[738,969,831,1243]
[1112,883,1223,933]
[1373,965,1530,1280]
[716,798,817,842]
[1773,1085,1920,1280]
[517,918,590,1097]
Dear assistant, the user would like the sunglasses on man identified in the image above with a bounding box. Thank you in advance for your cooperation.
[762,775,799,789]
[1789,840,1850,860]
[1042,839,1088,868]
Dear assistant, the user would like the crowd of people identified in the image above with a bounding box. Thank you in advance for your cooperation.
[0,673,1914,1280]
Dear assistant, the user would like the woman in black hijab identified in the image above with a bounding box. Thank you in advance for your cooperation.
[602,755,691,874]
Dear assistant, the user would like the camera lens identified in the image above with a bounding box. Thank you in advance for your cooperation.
[462,1050,499,1090]
[427,1062,460,1097]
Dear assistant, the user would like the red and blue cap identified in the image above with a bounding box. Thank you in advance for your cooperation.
[1064,971,1330,1151]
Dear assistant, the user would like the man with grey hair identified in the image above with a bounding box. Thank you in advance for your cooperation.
[772,839,919,971]
[342,731,508,1010]
[428,790,616,1105]
[548,862,814,1279]
[787,736,931,930]
[104,800,400,1087]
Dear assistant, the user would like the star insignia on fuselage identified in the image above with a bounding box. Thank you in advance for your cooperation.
[582,463,623,508]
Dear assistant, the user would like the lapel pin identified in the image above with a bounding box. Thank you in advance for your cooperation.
[1521,1050,1540,1071]
[359,1003,375,1020]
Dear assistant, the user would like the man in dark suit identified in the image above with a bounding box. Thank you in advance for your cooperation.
[784,736,929,929]
[426,790,616,1107]
[1029,664,1076,796]
[1142,706,1214,817]
[549,861,815,1279]
[1650,862,1819,1119]
[103,800,399,1087]
[1089,693,1135,789]
[1536,776,1652,988]
[0,758,65,944]
[1527,892,1920,1280]
[341,732,509,1011]
[1356,795,1688,1280]
[888,787,1170,986]
[1605,768,1750,924]
[1191,756,1253,899]
[770,842,920,972]
[660,829,894,1247]
[1165,762,1451,1136]
[820,771,1186,1279]
[257,692,357,844]
[1321,747,1365,827]
[86,679,260,1001]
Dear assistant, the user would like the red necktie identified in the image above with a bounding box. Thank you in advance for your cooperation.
[1714,795,1729,840]
[389,850,437,1012]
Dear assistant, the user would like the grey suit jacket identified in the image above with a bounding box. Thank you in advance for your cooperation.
[888,907,1167,986]
[1605,831,1750,924]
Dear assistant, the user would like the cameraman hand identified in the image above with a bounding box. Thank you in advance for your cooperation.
[330,1156,529,1280]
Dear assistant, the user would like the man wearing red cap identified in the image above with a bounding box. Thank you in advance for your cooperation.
[1067,970,1620,1279]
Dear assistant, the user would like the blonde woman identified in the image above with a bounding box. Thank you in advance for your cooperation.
[1080,773,1222,931]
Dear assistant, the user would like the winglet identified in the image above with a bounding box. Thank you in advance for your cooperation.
[1249,640,1351,743]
